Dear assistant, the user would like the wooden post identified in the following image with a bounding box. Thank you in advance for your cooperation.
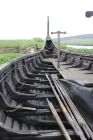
[51,31,66,68]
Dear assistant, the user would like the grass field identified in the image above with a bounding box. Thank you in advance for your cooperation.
[0,38,93,64]
[0,53,24,64]
[0,38,44,48]
[0,38,44,64]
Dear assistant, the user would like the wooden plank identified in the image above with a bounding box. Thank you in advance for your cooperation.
[45,58,93,83]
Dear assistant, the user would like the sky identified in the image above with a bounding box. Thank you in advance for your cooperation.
[0,0,93,39]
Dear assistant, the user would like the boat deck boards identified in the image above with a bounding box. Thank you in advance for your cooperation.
[44,58,93,83]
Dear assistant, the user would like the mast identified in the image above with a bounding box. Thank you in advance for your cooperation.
[47,16,49,37]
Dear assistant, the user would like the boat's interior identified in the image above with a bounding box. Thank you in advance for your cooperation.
[0,39,93,140]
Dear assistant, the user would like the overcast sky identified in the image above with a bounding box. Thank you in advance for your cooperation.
[0,0,93,39]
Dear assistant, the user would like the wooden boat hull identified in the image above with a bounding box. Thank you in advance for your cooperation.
[0,38,93,140]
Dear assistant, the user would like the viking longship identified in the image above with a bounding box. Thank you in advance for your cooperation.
[0,17,93,140]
